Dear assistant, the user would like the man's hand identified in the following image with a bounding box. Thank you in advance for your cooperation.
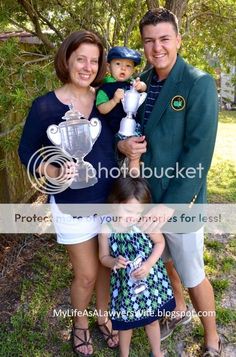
[117,136,147,160]
[138,204,175,233]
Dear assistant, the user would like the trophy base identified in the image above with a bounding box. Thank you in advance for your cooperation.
[132,281,148,295]
[69,164,98,189]
[118,117,136,137]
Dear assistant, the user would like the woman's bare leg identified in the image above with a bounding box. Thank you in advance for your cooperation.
[66,237,98,355]
[95,261,119,347]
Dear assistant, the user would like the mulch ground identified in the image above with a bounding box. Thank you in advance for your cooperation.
[1,233,235,356]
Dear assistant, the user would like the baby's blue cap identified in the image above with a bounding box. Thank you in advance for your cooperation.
[107,46,141,66]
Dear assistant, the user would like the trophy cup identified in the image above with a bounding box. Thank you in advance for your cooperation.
[128,254,148,295]
[118,84,147,137]
[46,108,101,189]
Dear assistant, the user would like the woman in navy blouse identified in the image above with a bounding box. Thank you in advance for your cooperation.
[19,31,118,355]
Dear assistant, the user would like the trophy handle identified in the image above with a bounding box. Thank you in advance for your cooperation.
[46,125,61,146]
[90,118,101,143]
[138,92,147,107]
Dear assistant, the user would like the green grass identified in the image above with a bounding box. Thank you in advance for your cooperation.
[205,240,224,251]
[216,307,236,326]
[207,111,236,202]
[0,111,235,356]
[222,257,235,273]
[0,243,72,357]
[217,110,236,123]
[212,279,230,298]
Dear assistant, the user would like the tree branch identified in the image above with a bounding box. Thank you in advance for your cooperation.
[7,17,36,36]
[124,0,142,46]
[182,10,236,38]
[17,0,54,49]
[56,0,83,24]
[22,55,53,66]
[33,8,64,41]
[0,122,24,139]
[189,10,236,22]
[21,51,49,57]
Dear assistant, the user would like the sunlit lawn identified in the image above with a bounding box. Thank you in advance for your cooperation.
[208,111,236,202]
[1,111,235,357]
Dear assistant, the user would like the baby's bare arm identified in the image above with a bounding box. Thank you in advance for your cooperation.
[97,88,124,114]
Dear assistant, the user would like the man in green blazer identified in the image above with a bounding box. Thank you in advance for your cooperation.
[117,8,222,357]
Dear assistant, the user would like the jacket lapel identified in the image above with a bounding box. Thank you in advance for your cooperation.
[141,56,186,135]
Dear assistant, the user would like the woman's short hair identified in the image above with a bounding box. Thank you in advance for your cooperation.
[54,30,106,86]
[108,175,152,204]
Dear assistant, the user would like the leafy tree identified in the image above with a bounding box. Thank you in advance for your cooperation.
[0,0,235,129]
[181,0,236,72]
[0,0,235,200]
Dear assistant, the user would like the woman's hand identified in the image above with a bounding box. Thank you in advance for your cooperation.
[131,261,152,279]
[38,161,77,184]
[113,255,128,272]
[58,161,77,183]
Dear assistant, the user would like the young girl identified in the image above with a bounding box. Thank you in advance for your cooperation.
[98,176,176,357]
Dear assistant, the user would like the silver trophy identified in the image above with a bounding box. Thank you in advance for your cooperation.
[128,254,148,295]
[46,108,101,189]
[118,84,147,136]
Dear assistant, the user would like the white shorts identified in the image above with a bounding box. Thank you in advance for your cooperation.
[162,228,205,288]
[50,196,101,245]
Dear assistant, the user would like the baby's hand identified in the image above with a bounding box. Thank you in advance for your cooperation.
[113,255,128,272]
[113,88,124,103]
[131,261,151,279]
[133,78,147,92]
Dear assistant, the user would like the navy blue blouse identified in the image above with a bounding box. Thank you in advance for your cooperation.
[18,91,117,204]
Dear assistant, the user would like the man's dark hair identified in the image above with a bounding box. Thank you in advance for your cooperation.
[139,8,179,35]
[108,175,152,204]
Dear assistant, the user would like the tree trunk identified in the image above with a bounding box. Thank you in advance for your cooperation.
[0,125,10,203]
[146,0,160,10]
[165,0,188,24]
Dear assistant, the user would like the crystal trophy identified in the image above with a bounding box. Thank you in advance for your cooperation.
[128,254,148,295]
[118,84,147,136]
[46,108,101,189]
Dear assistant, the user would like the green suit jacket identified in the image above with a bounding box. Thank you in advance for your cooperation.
[138,55,218,204]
